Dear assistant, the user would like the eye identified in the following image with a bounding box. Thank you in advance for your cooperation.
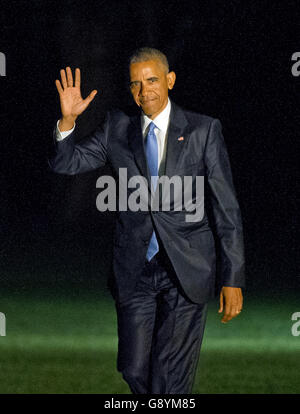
[130,81,139,88]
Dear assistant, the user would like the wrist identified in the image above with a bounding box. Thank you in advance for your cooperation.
[59,116,76,131]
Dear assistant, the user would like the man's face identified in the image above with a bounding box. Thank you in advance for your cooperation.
[129,59,176,119]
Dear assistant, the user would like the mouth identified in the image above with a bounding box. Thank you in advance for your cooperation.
[140,98,157,105]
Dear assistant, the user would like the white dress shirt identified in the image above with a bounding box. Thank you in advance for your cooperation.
[141,98,171,174]
[56,119,76,140]
[55,97,172,173]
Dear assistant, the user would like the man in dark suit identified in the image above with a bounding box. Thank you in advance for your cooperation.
[49,47,245,394]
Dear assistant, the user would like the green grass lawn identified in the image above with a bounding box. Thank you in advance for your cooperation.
[0,287,299,393]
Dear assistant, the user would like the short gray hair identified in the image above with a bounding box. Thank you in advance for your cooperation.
[129,47,169,73]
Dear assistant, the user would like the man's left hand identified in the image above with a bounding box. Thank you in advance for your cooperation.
[218,286,243,323]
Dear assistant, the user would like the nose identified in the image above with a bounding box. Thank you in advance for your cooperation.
[139,82,148,97]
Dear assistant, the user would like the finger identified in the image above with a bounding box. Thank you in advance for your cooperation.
[83,89,98,105]
[75,68,80,88]
[225,302,241,322]
[223,299,240,322]
[55,79,63,94]
[222,303,232,323]
[235,291,242,312]
[222,312,234,323]
[60,69,67,89]
[233,305,241,317]
[218,291,223,313]
[222,314,231,323]
[66,66,73,87]
[231,298,239,313]
[239,289,243,309]
[235,302,241,313]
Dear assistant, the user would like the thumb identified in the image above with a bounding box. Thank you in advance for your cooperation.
[83,90,98,107]
[86,89,98,102]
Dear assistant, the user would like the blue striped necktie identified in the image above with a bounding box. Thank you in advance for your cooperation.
[145,122,159,261]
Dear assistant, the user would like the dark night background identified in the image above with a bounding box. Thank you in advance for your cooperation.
[0,0,299,297]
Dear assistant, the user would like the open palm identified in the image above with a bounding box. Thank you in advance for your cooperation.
[55,67,97,120]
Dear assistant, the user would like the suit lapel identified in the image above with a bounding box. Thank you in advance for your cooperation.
[164,101,191,177]
[128,113,150,183]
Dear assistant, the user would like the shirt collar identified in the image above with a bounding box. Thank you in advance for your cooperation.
[141,98,171,134]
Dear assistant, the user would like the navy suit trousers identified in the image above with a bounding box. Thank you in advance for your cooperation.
[115,248,208,394]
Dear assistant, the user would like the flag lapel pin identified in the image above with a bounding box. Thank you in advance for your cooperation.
[177,136,184,141]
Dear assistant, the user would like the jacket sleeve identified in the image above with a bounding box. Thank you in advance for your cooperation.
[48,112,109,175]
[204,118,246,287]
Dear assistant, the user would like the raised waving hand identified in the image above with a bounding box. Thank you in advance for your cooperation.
[55,67,98,131]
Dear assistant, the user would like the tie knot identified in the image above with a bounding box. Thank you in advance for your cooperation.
[148,122,156,134]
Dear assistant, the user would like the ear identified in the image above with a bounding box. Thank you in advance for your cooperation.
[167,71,176,90]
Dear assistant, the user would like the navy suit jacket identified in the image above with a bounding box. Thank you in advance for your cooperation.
[48,100,245,304]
